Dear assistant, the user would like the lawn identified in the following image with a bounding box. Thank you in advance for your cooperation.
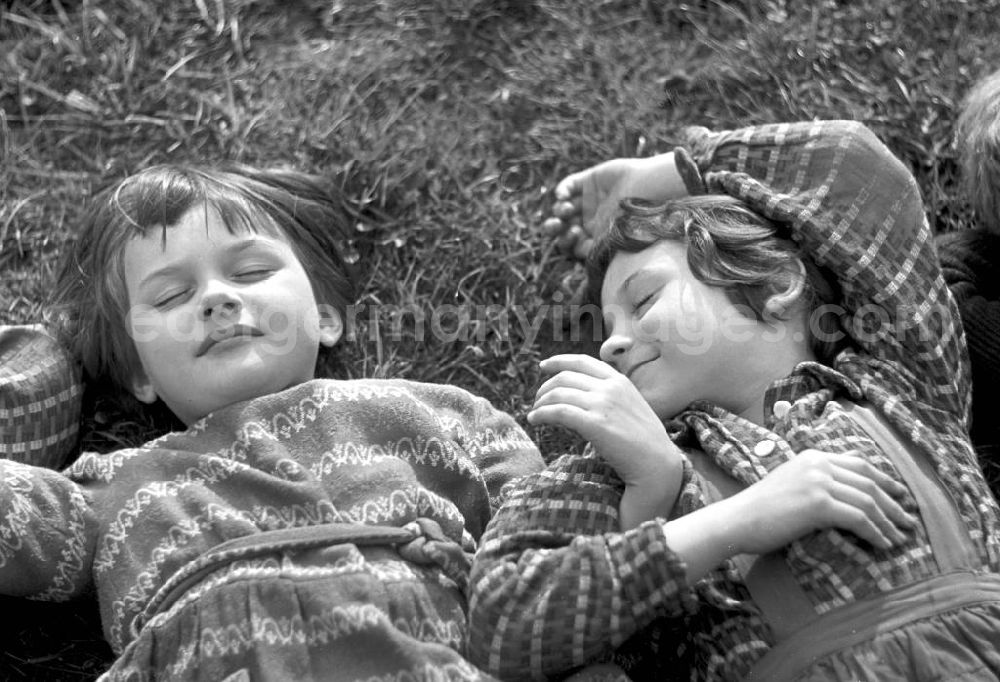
[2,0,1000,678]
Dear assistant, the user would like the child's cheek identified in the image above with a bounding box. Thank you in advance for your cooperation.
[128,305,201,347]
[257,307,321,357]
[127,303,160,344]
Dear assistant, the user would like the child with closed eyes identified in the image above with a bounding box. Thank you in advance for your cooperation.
[467,121,1000,680]
[1,163,547,681]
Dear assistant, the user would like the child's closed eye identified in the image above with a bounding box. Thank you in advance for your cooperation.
[232,267,275,282]
[155,288,192,309]
[633,291,654,315]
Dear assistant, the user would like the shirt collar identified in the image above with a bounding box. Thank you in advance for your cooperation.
[762,360,863,423]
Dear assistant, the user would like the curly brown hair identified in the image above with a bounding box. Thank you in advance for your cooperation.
[586,194,845,363]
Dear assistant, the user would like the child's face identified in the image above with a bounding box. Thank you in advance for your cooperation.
[599,240,785,420]
[122,204,341,425]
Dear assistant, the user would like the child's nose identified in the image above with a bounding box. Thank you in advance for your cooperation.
[200,287,242,320]
[598,331,633,366]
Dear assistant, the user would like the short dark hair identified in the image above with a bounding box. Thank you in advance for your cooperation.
[48,163,358,403]
[587,194,845,363]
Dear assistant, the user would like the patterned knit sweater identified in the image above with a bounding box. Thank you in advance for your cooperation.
[0,378,544,681]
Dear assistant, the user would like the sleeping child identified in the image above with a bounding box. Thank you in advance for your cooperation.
[0,163,544,681]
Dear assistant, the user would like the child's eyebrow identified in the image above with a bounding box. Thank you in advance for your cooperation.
[138,264,187,290]
[228,237,279,255]
[618,268,649,297]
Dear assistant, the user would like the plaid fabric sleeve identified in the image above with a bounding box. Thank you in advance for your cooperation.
[682,120,971,424]
[467,450,695,680]
[0,324,82,469]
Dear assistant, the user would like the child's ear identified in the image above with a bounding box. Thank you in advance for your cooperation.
[131,370,158,404]
[764,260,808,318]
[319,308,344,348]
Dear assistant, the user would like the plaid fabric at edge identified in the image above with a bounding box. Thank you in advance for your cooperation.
[0,324,82,469]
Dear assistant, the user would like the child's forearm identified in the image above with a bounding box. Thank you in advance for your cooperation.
[660,495,747,583]
[625,152,688,203]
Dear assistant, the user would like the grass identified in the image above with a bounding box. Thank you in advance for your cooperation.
[2,0,1000,678]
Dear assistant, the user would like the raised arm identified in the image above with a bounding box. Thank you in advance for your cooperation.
[680,120,969,422]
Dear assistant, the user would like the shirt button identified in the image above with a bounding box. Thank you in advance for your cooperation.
[753,440,776,456]
[773,400,792,419]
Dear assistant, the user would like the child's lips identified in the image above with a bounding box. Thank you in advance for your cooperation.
[625,357,655,380]
[196,325,262,357]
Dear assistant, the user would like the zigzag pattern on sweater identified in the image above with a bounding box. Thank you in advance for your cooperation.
[310,437,481,480]
[95,456,251,574]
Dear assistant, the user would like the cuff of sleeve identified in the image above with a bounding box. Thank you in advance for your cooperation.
[608,520,699,620]
[673,146,706,196]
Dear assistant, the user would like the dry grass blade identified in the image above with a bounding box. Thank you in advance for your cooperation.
[0,108,9,163]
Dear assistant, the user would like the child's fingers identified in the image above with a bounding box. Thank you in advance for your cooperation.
[555,225,588,257]
[829,465,917,534]
[806,451,909,501]
[554,173,585,202]
[553,199,581,218]
[819,452,917,534]
[542,216,566,237]
[532,385,595,414]
[534,370,600,402]
[824,497,896,549]
[539,355,618,379]
[828,457,916,529]
[526,402,590,432]
[827,453,909,498]
[827,476,910,547]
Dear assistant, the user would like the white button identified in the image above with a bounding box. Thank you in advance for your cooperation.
[773,400,792,419]
[753,440,776,456]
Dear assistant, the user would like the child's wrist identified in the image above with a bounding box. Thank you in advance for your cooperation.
[709,495,753,555]
[627,152,683,203]
[619,479,678,530]
[660,497,746,582]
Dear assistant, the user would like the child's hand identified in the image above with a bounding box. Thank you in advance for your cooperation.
[543,159,636,260]
[663,450,918,585]
[528,354,681,488]
[724,450,916,554]
[542,153,684,260]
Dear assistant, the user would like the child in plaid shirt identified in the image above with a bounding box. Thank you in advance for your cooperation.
[468,121,1000,680]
